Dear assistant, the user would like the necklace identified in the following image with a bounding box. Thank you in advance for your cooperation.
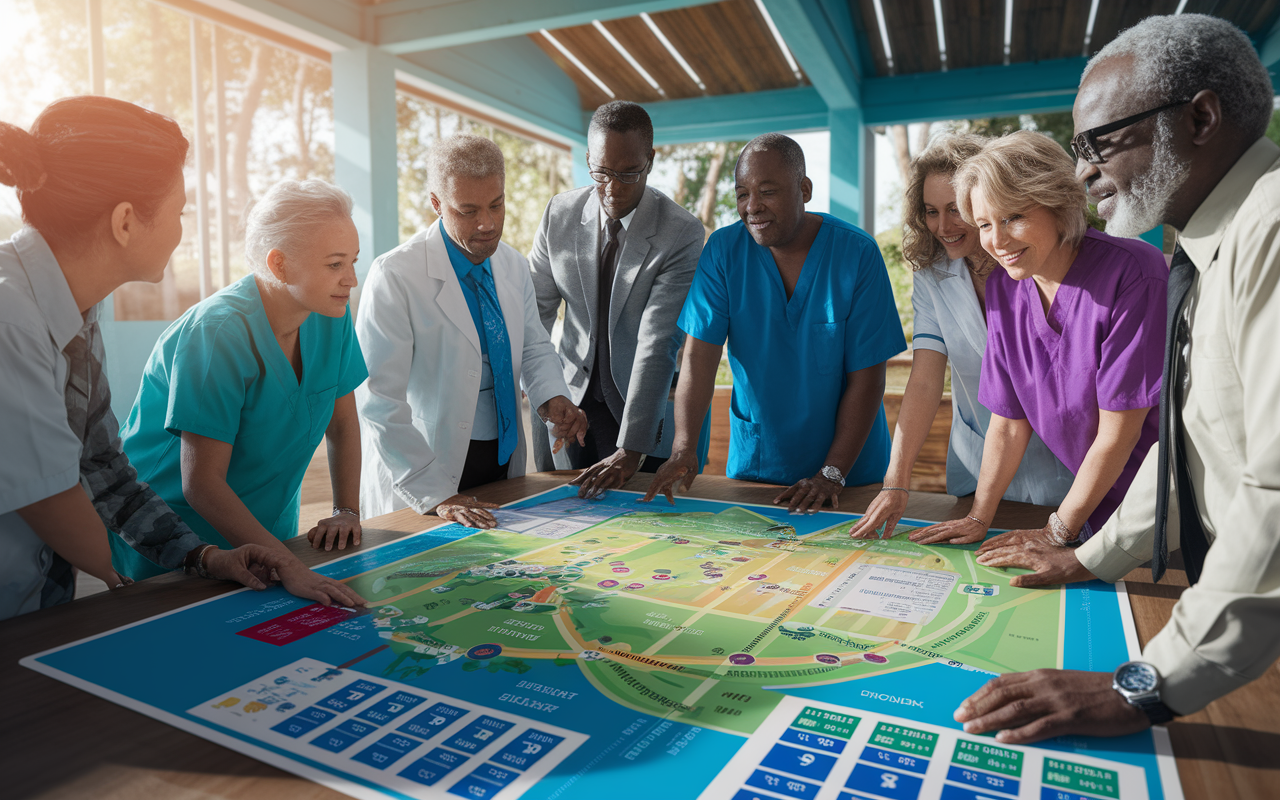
[965,254,998,279]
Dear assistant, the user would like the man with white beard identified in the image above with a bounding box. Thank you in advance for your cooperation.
[952,14,1280,742]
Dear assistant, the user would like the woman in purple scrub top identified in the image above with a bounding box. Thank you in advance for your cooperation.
[851,134,1074,541]
[911,131,1166,551]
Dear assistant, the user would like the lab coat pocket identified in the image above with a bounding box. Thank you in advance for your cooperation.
[307,385,340,444]
[810,322,843,374]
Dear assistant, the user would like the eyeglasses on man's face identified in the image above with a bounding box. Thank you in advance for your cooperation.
[587,156,653,185]
[1071,99,1191,164]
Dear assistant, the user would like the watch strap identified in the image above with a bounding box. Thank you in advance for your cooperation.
[1132,696,1176,725]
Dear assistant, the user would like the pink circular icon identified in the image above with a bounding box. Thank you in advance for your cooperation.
[612,567,630,574]
[814,653,840,665]
[674,539,690,545]
[748,573,768,581]
[625,582,646,590]
[652,574,671,581]
[728,653,755,665]
[597,579,619,588]
[865,653,888,664]
[732,557,750,563]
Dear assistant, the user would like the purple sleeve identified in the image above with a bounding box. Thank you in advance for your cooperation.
[1097,274,1166,411]
[977,272,1027,420]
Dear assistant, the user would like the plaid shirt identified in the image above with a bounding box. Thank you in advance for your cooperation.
[64,307,205,580]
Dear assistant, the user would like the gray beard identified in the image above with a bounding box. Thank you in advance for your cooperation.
[1105,115,1189,238]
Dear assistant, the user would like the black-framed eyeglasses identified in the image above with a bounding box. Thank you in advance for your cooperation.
[1070,99,1191,164]
[587,156,652,185]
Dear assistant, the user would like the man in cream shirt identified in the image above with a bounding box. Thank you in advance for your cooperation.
[955,14,1280,742]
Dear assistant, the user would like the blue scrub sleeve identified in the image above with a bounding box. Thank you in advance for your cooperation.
[843,239,907,373]
[676,233,731,346]
[909,269,948,356]
[335,305,370,397]
[163,319,253,444]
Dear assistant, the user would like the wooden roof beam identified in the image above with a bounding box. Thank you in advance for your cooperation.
[760,0,867,109]
[370,0,723,55]
[861,55,1086,126]
[645,85,829,144]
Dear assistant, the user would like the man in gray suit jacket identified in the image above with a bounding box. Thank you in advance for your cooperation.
[529,101,704,496]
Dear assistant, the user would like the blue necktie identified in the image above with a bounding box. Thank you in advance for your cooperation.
[468,268,518,465]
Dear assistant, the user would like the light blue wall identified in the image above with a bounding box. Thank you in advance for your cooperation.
[332,44,400,274]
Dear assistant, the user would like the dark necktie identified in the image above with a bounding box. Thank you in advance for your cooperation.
[591,218,625,419]
[1152,246,1211,584]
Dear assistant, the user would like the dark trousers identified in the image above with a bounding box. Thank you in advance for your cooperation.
[458,438,510,492]
[565,390,666,473]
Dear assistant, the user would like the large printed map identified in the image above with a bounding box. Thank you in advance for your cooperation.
[24,487,1181,800]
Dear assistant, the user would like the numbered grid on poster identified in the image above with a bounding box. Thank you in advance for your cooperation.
[189,658,586,800]
[700,696,1148,800]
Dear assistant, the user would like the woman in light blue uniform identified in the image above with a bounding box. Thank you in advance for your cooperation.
[851,135,1074,539]
[115,179,368,580]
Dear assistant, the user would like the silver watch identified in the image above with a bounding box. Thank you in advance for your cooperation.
[1112,661,1175,724]
[820,465,846,487]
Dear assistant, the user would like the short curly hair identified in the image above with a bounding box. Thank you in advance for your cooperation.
[901,133,991,272]
[954,130,1088,249]
[428,134,505,198]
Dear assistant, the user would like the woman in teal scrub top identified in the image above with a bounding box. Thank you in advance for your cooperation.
[116,179,368,580]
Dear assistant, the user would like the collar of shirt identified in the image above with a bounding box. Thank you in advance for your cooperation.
[440,224,494,285]
[599,205,637,237]
[12,227,85,350]
[1180,136,1280,271]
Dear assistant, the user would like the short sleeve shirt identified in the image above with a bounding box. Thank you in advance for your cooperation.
[979,228,1166,532]
[0,229,93,618]
[678,213,906,485]
[118,276,367,575]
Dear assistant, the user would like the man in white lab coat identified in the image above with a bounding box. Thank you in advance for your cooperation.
[356,134,587,528]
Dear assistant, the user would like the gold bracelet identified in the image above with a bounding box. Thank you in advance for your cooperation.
[966,514,988,527]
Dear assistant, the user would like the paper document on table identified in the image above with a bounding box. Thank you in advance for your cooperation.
[810,564,959,624]
[489,497,627,539]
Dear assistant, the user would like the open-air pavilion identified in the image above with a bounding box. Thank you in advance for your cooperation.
[92,0,1280,405]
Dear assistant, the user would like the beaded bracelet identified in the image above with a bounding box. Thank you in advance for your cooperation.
[332,506,360,519]
[965,514,988,527]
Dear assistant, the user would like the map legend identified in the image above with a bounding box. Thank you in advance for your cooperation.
[190,658,587,800]
[700,697,1151,800]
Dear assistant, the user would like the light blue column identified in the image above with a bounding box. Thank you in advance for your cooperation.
[1139,225,1164,251]
[571,142,592,189]
[828,107,869,230]
[332,45,400,277]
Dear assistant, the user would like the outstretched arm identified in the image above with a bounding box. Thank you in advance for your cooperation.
[642,334,720,504]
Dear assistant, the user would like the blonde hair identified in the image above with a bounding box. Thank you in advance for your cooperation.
[901,133,993,272]
[954,130,1088,249]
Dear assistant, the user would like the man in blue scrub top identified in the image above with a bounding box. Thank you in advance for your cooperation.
[644,133,905,513]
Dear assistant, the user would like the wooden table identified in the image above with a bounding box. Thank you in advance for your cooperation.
[1,473,1275,799]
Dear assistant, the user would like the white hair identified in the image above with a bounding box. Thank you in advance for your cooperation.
[1083,14,1272,142]
[1105,112,1190,237]
[428,134,505,198]
[244,179,354,283]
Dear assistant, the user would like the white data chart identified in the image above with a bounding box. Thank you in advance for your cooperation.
[698,696,1150,800]
[809,565,959,625]
[191,658,587,800]
[489,498,629,539]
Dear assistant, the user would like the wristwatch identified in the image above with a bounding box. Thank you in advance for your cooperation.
[820,465,846,487]
[1112,661,1177,725]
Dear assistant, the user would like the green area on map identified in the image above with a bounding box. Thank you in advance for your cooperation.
[340,501,1064,736]
[952,739,1023,777]
[793,706,859,739]
[870,722,938,757]
[1044,757,1120,799]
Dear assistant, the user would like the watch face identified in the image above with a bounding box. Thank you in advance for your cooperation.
[1116,663,1158,693]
